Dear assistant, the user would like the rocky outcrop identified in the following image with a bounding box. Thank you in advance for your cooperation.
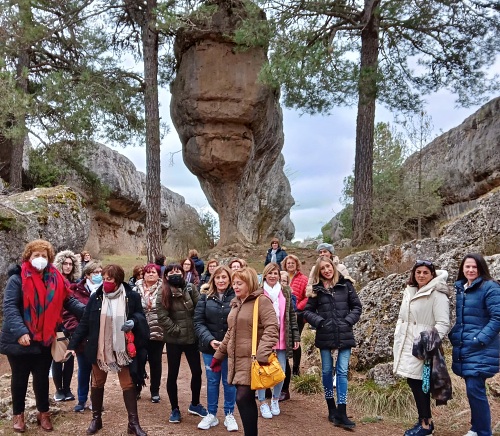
[66,142,201,257]
[403,97,500,217]
[170,0,295,246]
[0,186,89,298]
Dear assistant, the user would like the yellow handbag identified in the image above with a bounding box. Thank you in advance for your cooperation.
[250,296,285,390]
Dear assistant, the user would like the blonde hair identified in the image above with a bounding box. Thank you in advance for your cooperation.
[262,262,280,281]
[281,254,301,272]
[207,265,232,297]
[232,267,259,295]
[312,256,339,286]
[22,239,55,263]
[280,271,289,285]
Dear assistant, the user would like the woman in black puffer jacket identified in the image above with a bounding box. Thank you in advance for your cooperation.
[303,256,362,429]
[193,265,238,430]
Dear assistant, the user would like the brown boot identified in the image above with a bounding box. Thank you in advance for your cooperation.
[87,387,104,435]
[36,411,53,432]
[13,413,26,433]
[123,389,147,436]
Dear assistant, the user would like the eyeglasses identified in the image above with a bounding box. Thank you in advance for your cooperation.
[62,262,73,266]
[183,263,191,266]
[415,260,433,267]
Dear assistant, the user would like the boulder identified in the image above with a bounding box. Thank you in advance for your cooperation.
[170,0,294,246]
[64,142,201,257]
[366,363,400,388]
[403,97,500,218]
[0,186,89,300]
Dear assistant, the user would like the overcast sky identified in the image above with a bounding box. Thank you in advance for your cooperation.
[111,87,496,241]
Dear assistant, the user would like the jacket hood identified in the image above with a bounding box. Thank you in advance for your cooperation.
[230,287,263,307]
[54,250,82,282]
[414,269,450,297]
[7,264,21,277]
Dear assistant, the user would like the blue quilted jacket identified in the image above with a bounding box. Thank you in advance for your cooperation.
[448,277,500,378]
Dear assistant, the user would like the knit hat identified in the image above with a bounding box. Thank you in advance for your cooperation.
[316,243,334,254]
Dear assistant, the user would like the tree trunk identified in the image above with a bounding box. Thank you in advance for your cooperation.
[351,0,380,247]
[143,0,162,263]
[10,2,31,191]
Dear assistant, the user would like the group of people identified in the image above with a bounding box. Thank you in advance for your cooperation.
[0,237,499,436]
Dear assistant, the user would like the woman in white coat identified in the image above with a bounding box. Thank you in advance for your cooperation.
[393,260,450,436]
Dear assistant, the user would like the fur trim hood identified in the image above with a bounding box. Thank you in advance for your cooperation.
[54,250,82,282]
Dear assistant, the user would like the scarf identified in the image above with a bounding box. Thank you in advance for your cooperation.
[136,279,161,311]
[270,249,277,264]
[21,261,67,346]
[86,278,101,294]
[263,281,281,321]
[97,284,131,372]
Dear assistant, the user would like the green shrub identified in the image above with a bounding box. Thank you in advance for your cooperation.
[292,373,323,395]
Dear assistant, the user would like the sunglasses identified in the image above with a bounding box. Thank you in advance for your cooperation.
[415,260,434,267]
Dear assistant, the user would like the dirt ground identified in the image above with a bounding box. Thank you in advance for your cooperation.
[0,353,499,436]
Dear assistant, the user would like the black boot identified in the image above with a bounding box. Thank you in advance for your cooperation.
[87,387,104,435]
[123,389,147,436]
[326,398,337,423]
[333,404,355,429]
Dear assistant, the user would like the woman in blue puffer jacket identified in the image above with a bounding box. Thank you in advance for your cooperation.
[448,253,500,436]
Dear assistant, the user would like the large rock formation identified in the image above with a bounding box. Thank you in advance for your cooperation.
[0,186,90,299]
[403,97,500,220]
[66,143,201,257]
[170,0,295,246]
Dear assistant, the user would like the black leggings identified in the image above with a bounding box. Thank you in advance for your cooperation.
[236,385,258,436]
[407,377,431,420]
[8,346,53,414]
[147,340,164,395]
[165,343,202,410]
[51,355,75,392]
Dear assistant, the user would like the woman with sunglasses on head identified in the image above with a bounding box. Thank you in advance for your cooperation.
[393,260,451,436]
[449,254,500,436]
[303,256,362,429]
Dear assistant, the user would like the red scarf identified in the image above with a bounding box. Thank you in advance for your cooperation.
[22,261,68,346]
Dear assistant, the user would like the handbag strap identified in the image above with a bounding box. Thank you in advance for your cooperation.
[251,296,260,358]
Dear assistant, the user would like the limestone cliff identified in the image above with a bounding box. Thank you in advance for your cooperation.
[170,0,295,246]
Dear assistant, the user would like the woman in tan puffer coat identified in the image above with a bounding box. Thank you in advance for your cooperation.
[212,267,278,436]
[393,261,450,436]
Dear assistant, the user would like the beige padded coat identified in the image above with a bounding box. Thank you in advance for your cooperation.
[214,289,279,386]
[393,269,451,380]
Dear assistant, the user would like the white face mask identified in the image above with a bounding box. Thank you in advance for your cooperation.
[31,257,48,271]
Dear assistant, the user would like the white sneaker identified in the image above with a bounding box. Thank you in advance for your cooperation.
[464,432,478,436]
[259,403,272,419]
[224,413,239,432]
[198,413,219,430]
[270,399,280,416]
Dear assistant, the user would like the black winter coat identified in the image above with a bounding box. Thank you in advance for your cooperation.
[193,287,236,354]
[191,256,205,277]
[0,265,85,356]
[68,283,149,365]
[303,278,362,350]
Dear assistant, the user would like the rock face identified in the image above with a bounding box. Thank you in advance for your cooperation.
[67,143,201,257]
[0,186,89,299]
[403,97,500,218]
[170,0,295,246]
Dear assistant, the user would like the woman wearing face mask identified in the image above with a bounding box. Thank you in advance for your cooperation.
[51,250,82,403]
[157,263,207,425]
[449,254,500,436]
[67,260,103,412]
[256,263,300,419]
[0,239,85,433]
[393,260,450,436]
[303,257,362,429]
[134,263,164,403]
[194,265,238,431]
[66,264,149,436]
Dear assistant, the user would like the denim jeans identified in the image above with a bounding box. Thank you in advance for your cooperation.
[320,348,351,404]
[257,350,287,401]
[76,352,92,404]
[202,353,236,415]
[465,376,492,436]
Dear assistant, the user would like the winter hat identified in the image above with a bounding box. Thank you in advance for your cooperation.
[316,243,334,255]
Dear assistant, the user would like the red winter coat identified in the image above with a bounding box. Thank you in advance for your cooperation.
[290,271,309,311]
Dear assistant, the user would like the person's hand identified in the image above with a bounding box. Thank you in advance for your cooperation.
[17,334,31,347]
[210,340,220,350]
[293,341,300,350]
[210,357,222,372]
[64,350,76,361]
[121,320,135,332]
